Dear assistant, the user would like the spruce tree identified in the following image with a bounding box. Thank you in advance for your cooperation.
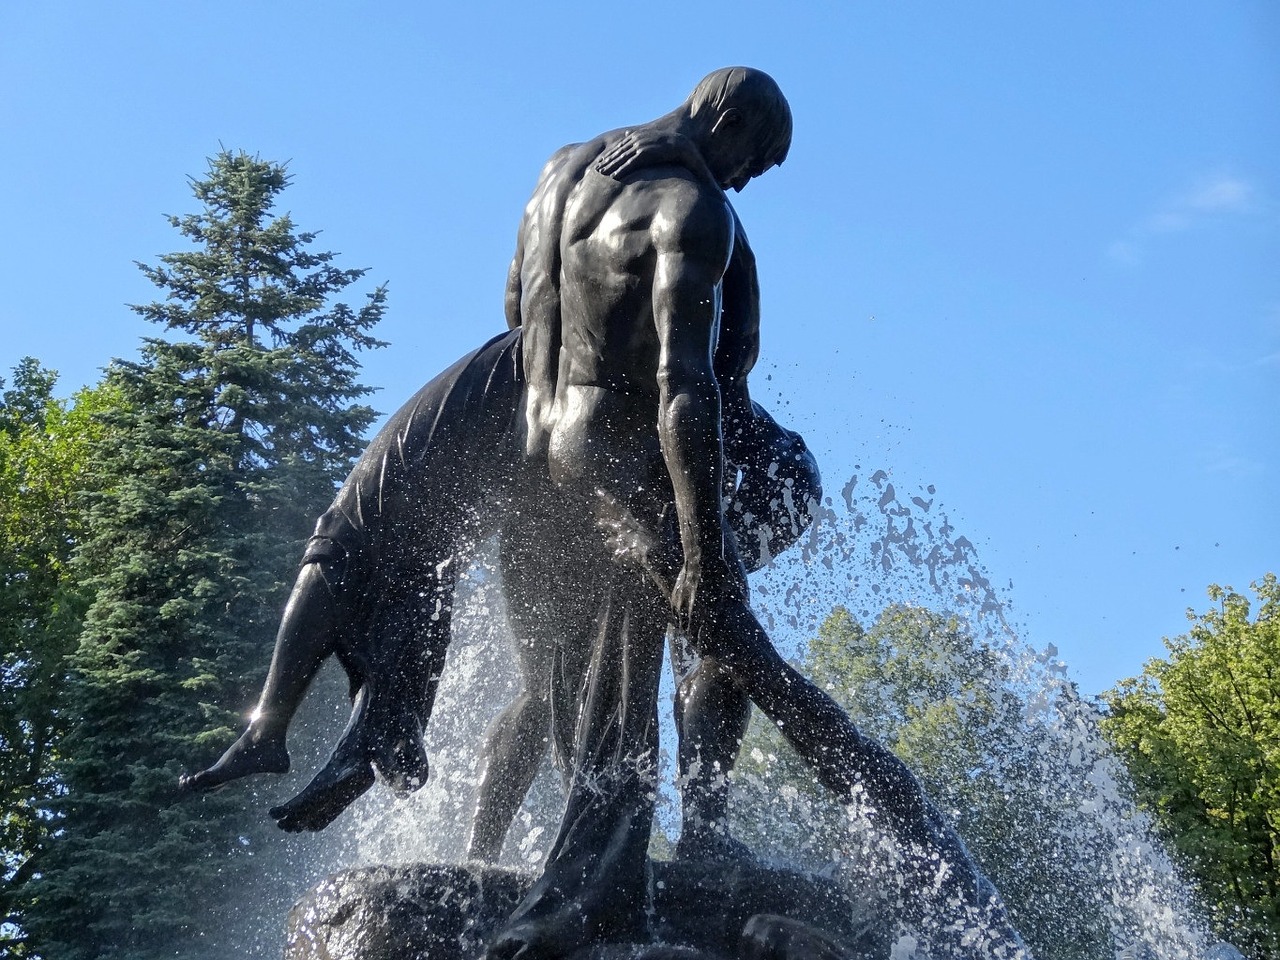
[25,151,385,960]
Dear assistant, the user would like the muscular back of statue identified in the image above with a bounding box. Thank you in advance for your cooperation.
[488,76,803,958]
[489,70,1031,960]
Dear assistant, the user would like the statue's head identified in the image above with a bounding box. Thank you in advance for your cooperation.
[685,67,792,192]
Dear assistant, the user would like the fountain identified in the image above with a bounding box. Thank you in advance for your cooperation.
[279,475,1215,960]
[184,68,1225,959]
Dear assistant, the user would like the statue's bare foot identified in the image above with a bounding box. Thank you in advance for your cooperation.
[486,886,649,960]
[269,753,375,832]
[488,916,646,960]
[674,822,755,864]
[178,723,289,792]
[741,914,853,960]
[368,706,430,795]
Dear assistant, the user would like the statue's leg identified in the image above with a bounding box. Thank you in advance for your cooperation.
[469,530,558,862]
[468,680,552,862]
[180,560,342,791]
[470,507,604,861]
[487,571,666,960]
[363,626,443,795]
[690,592,1028,957]
[269,687,378,833]
[671,647,753,863]
[362,554,451,793]
[271,557,447,831]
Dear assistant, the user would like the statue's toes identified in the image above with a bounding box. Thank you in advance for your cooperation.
[268,800,307,832]
[740,914,853,960]
[272,803,338,833]
[485,932,539,960]
[269,760,375,832]
[269,796,322,832]
[673,825,756,865]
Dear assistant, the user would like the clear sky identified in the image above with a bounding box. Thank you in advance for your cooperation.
[2,2,1275,697]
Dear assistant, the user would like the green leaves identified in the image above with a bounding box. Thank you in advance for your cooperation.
[0,363,120,958]
[1102,575,1280,959]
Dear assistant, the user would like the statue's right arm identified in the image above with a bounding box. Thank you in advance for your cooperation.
[651,180,737,623]
[504,228,524,330]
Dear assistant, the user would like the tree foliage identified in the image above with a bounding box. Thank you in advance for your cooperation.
[21,150,385,960]
[1103,575,1279,959]
[0,362,122,956]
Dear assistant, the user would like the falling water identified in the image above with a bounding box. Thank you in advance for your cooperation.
[733,469,1212,959]
[294,467,1214,959]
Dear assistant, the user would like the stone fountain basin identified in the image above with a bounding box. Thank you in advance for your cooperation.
[285,858,889,960]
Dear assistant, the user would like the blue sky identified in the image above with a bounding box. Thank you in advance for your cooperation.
[2,2,1275,696]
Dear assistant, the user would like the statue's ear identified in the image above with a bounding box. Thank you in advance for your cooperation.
[711,107,745,135]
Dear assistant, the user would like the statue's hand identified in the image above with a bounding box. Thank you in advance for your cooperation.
[595,129,664,179]
[671,551,741,629]
[597,508,657,570]
[671,559,703,631]
[594,128,714,185]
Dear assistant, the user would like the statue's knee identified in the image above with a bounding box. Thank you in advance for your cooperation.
[517,689,553,724]
[301,536,353,592]
[690,602,761,667]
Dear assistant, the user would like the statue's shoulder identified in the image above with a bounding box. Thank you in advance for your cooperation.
[537,141,585,178]
[644,175,733,257]
[649,168,724,210]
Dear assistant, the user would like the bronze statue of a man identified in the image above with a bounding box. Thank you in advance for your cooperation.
[490,67,1029,959]
[179,326,818,840]
[182,66,1031,960]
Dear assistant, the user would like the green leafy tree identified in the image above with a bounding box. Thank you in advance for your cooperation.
[24,150,385,960]
[1103,575,1279,959]
[731,605,1112,960]
[0,362,122,956]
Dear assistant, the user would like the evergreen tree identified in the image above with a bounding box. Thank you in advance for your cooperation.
[24,151,385,960]
[1103,575,1279,960]
[0,362,119,956]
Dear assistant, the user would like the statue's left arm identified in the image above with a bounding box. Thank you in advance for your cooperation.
[717,211,822,571]
[715,209,761,448]
[651,180,737,624]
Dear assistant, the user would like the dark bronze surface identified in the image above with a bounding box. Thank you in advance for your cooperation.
[184,67,1031,959]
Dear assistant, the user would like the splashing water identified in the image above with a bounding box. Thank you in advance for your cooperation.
[326,469,1211,959]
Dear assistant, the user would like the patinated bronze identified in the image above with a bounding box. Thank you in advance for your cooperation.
[180,329,815,843]
[184,66,1033,960]
[180,329,532,829]
[467,400,821,864]
[487,67,1027,959]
